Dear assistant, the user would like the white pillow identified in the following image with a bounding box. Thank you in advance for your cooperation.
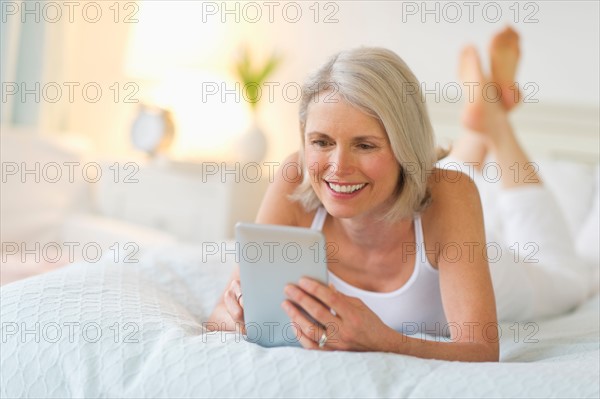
[0,130,90,245]
[575,164,600,265]
[60,213,178,261]
[436,157,597,245]
[536,159,596,238]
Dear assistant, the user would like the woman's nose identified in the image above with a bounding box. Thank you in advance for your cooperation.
[329,147,355,177]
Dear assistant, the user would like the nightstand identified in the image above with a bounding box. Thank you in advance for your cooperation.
[93,158,270,243]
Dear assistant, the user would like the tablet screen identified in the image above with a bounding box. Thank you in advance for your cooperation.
[235,222,329,347]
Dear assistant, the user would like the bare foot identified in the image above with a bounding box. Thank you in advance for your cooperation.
[459,45,487,133]
[459,45,509,138]
[490,26,521,111]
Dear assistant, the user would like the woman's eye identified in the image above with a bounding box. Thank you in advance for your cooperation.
[358,143,375,150]
[311,140,329,147]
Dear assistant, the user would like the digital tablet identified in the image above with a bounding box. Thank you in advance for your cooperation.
[235,222,329,347]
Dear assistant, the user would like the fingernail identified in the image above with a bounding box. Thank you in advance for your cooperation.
[285,284,299,297]
[299,278,312,289]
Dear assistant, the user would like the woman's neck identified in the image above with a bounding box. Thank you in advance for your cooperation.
[331,212,414,251]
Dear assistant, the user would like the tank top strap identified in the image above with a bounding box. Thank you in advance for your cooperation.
[310,206,328,231]
[414,214,424,245]
[413,214,436,270]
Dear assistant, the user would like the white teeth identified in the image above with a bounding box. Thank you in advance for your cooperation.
[328,182,366,194]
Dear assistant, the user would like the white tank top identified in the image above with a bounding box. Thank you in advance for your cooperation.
[310,207,448,336]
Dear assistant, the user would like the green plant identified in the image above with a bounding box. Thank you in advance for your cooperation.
[235,46,282,113]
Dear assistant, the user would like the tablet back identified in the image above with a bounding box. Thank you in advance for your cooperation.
[235,223,328,347]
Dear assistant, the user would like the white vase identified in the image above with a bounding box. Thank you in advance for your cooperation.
[236,119,267,163]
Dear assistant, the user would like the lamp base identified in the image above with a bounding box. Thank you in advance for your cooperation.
[235,122,267,163]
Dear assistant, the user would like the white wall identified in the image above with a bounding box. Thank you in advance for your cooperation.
[7,1,598,163]
[244,0,600,161]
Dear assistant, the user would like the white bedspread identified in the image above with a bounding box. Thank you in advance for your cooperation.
[1,246,599,398]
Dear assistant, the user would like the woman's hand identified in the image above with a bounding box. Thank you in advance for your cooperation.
[282,277,395,351]
[223,279,246,334]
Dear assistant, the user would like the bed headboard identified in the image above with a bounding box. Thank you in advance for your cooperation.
[429,102,600,164]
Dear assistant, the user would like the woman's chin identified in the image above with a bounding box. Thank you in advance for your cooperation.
[321,202,364,220]
[320,197,394,222]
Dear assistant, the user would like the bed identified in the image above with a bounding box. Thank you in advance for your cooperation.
[1,243,598,398]
[1,103,599,398]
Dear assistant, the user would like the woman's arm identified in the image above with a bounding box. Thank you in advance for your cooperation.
[385,169,499,361]
[432,169,499,360]
[378,331,498,362]
[283,274,498,361]
[282,169,499,362]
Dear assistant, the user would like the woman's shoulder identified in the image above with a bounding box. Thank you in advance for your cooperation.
[255,152,315,227]
[421,167,482,231]
[426,166,480,199]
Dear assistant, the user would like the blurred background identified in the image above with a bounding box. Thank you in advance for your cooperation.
[1,1,599,282]
[3,1,599,158]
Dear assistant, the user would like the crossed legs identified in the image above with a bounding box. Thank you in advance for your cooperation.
[450,27,538,189]
[449,27,592,321]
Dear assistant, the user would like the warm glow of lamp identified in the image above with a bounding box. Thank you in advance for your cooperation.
[123,1,252,160]
[125,2,245,78]
[150,69,251,161]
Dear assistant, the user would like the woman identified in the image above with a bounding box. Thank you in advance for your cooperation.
[208,28,592,362]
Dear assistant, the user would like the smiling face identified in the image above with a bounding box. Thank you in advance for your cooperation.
[304,92,401,220]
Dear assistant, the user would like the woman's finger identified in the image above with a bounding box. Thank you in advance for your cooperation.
[231,280,245,308]
[298,278,344,317]
[281,300,331,349]
[224,282,244,322]
[284,283,338,326]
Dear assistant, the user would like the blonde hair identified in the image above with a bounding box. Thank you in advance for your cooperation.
[291,47,440,222]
